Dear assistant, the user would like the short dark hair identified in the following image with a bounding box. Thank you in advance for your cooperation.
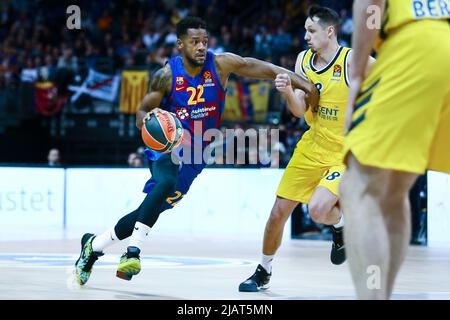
[307,5,340,34]
[176,16,207,37]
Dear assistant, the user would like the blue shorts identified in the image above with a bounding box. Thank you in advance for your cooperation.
[142,148,205,211]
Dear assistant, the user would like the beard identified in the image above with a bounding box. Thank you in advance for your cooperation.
[185,53,205,67]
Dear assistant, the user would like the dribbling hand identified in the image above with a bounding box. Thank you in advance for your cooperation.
[143,108,164,123]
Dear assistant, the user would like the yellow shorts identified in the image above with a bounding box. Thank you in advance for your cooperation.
[344,20,450,174]
[276,138,345,204]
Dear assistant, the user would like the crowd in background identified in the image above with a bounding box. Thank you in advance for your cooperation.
[0,0,353,83]
[0,0,353,168]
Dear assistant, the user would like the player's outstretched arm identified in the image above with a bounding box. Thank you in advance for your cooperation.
[346,0,384,130]
[215,52,319,109]
[135,64,172,129]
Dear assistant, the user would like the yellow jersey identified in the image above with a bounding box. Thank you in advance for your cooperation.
[300,46,351,153]
[381,0,450,36]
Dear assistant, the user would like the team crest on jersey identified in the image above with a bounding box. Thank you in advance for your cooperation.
[175,76,187,92]
[176,76,185,85]
[175,107,190,120]
[203,71,215,87]
[333,65,342,77]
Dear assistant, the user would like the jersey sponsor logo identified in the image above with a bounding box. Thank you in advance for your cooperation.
[333,64,342,77]
[412,0,450,19]
[174,105,218,120]
[190,105,218,120]
[313,105,339,121]
[175,107,190,120]
[175,76,187,92]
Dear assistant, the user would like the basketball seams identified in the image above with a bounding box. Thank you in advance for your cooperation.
[142,123,167,151]
[146,115,170,145]
[156,113,176,142]
[141,111,183,153]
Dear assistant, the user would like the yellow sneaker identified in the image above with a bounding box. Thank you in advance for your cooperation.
[116,246,141,281]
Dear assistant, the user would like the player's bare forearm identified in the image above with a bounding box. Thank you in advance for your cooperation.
[135,66,172,129]
[217,53,318,108]
[351,0,384,81]
[238,57,313,93]
[284,89,307,118]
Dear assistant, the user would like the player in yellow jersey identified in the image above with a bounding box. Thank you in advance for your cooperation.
[340,0,450,299]
[239,5,375,292]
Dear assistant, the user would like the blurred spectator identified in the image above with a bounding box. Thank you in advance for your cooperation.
[47,148,61,167]
[128,152,144,167]
[209,36,224,54]
[57,48,78,71]
[142,27,161,51]
[254,26,273,59]
[96,10,113,31]
[164,25,177,46]
[20,57,37,82]
[339,8,353,47]
[38,54,57,81]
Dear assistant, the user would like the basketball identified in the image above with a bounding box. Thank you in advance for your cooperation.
[141,111,184,153]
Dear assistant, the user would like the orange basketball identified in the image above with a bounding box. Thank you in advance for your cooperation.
[141,111,184,153]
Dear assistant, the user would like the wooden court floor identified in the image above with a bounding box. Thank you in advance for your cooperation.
[1,235,450,300]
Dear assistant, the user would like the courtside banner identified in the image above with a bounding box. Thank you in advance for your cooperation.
[65,168,148,232]
[428,171,450,247]
[0,167,65,240]
[64,168,288,240]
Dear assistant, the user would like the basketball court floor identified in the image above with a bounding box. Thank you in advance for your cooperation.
[1,235,450,300]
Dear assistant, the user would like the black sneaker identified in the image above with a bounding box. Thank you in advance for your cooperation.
[239,264,271,292]
[73,233,104,285]
[330,226,346,265]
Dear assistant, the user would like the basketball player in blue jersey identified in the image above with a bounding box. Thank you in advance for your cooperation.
[73,16,319,285]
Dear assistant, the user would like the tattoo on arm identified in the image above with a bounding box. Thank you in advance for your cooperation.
[150,67,170,93]
[213,56,223,81]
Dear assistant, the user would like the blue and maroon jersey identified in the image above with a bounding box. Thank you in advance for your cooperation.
[163,50,226,148]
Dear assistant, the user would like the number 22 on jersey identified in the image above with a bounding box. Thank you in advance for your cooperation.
[187,85,205,105]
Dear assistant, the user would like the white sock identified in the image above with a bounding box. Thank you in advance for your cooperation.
[333,214,344,228]
[92,227,118,252]
[128,222,151,250]
[260,254,274,273]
